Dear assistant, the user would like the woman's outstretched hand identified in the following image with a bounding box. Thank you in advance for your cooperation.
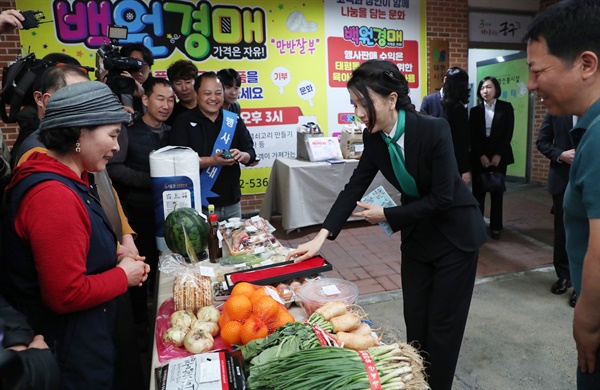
[286,228,330,263]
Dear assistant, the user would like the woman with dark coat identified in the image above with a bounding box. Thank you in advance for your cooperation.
[288,60,487,390]
[440,67,471,184]
[469,76,515,240]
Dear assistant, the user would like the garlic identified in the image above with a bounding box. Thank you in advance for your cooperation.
[196,305,221,323]
[170,310,196,330]
[191,320,220,337]
[163,326,187,347]
[183,329,214,354]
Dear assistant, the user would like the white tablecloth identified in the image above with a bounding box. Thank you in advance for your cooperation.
[259,158,400,232]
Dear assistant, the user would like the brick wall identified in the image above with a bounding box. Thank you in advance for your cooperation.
[0,0,20,148]
[529,0,559,186]
[425,0,469,89]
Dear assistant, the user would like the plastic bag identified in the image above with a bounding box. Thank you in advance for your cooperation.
[154,297,228,363]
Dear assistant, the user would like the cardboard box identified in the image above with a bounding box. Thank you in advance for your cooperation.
[340,124,365,159]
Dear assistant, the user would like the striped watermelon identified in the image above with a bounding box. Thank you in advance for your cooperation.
[164,208,209,259]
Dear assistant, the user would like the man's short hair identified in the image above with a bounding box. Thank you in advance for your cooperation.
[120,43,154,67]
[194,71,219,92]
[167,60,198,82]
[523,0,600,65]
[39,65,90,95]
[217,68,241,88]
[42,53,80,66]
[143,77,173,97]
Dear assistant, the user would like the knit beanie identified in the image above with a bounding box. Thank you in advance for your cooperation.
[39,81,131,131]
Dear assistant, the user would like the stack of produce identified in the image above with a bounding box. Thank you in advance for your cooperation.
[218,282,295,346]
[240,301,429,390]
[162,306,221,354]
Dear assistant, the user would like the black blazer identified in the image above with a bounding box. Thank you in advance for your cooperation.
[420,91,442,117]
[469,99,515,173]
[535,112,574,195]
[441,103,470,174]
[323,110,487,254]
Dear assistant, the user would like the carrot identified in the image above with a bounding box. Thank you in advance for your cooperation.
[330,312,361,332]
[315,301,347,320]
[335,331,380,351]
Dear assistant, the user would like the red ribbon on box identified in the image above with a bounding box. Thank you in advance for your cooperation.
[229,256,326,284]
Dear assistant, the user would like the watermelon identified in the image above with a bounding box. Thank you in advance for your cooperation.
[164,207,209,260]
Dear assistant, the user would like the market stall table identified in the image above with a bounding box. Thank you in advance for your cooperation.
[259,157,400,233]
[149,264,308,389]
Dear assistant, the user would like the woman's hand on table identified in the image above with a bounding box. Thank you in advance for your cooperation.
[352,201,386,224]
[118,256,150,287]
[286,228,329,263]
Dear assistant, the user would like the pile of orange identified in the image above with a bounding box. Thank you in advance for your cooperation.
[219,282,295,345]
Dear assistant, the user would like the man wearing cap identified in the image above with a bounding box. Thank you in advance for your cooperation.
[1,81,149,389]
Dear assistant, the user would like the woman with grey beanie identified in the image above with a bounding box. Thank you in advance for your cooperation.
[1,81,150,389]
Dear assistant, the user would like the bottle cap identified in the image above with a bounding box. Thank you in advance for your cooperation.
[208,204,215,212]
[209,213,218,222]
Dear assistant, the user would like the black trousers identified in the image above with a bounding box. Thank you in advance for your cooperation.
[401,247,479,390]
[552,192,570,280]
[472,165,507,231]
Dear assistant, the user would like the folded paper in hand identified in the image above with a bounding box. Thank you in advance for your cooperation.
[361,186,396,236]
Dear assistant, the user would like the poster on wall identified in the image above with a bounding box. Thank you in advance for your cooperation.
[16,0,426,195]
[477,52,529,179]
[324,0,426,140]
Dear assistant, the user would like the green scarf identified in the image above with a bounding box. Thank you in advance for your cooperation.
[381,110,420,197]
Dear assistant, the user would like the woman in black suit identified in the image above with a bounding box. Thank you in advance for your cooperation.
[440,67,471,184]
[469,76,515,240]
[288,60,487,390]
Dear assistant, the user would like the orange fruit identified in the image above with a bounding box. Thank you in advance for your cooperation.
[252,296,280,323]
[249,287,270,304]
[240,316,269,345]
[218,310,231,328]
[231,282,257,298]
[269,310,295,332]
[223,295,252,322]
[220,320,243,346]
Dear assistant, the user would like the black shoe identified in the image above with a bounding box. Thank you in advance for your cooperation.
[569,291,577,308]
[490,230,501,240]
[551,278,571,295]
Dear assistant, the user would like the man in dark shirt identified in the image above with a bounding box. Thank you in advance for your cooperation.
[107,77,174,324]
[169,72,256,220]
[166,59,198,125]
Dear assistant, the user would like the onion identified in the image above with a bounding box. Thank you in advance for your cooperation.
[183,329,214,354]
[196,305,221,323]
[191,320,220,337]
[170,310,196,329]
[163,326,187,347]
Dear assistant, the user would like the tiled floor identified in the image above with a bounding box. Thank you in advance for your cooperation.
[271,183,555,296]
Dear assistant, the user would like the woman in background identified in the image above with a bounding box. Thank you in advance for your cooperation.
[288,60,487,390]
[440,67,471,184]
[469,76,515,240]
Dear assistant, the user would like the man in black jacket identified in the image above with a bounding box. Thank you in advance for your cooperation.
[0,294,60,390]
[536,112,576,306]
